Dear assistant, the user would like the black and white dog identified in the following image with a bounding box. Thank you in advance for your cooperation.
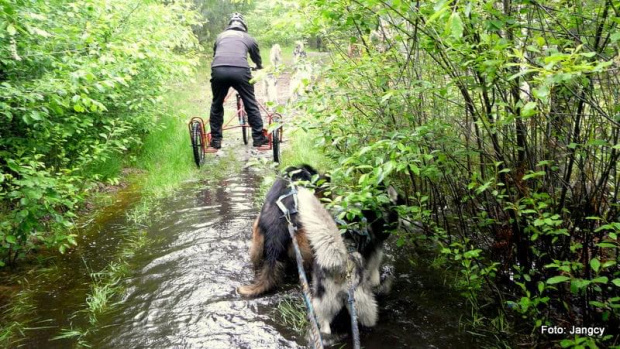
[238,164,402,337]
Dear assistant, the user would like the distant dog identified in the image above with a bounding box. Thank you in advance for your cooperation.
[237,165,328,297]
[265,73,278,104]
[293,41,307,64]
[270,43,282,67]
[259,73,278,105]
[289,63,313,101]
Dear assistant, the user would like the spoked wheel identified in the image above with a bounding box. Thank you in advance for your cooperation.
[241,112,249,145]
[272,127,282,163]
[190,121,205,168]
[237,94,249,145]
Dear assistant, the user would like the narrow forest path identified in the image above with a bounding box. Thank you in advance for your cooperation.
[15,64,477,349]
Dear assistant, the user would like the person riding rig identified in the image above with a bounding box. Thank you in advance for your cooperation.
[209,13,269,149]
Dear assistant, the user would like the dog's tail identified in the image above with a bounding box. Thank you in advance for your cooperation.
[237,261,285,297]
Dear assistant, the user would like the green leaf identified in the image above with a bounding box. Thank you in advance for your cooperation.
[522,171,545,180]
[547,275,570,284]
[591,276,608,284]
[537,281,544,294]
[6,235,17,244]
[427,5,449,23]
[449,12,463,39]
[532,85,549,100]
[590,258,600,273]
[612,279,620,287]
[589,301,606,308]
[521,101,537,117]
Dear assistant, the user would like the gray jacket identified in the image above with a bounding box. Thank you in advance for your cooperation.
[212,27,262,69]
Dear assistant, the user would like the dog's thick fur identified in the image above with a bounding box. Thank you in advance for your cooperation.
[237,165,324,297]
[297,187,379,335]
[238,164,402,338]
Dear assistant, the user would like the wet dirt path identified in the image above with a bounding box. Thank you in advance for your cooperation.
[9,63,477,348]
[84,165,474,349]
[89,168,302,349]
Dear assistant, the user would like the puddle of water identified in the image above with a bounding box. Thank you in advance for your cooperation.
[5,186,142,349]
[8,161,476,349]
[351,243,476,349]
[89,168,302,348]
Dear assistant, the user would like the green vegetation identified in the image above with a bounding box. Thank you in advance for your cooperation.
[279,129,333,173]
[2,0,619,347]
[273,294,308,334]
[52,229,147,347]
[252,0,620,347]
[132,68,209,198]
[0,0,199,266]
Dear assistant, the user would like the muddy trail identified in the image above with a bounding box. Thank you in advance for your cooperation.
[7,66,477,348]
[87,168,475,348]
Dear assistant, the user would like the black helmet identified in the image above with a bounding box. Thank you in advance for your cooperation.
[228,12,248,31]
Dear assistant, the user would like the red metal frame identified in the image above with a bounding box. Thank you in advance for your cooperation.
[188,90,283,155]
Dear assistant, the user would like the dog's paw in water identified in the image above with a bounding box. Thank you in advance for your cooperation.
[305,329,347,347]
[375,265,395,296]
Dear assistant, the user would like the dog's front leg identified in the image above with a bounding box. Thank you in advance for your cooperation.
[366,249,384,287]
[312,273,345,336]
[351,286,378,327]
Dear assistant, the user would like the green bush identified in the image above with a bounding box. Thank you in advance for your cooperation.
[0,0,200,265]
[289,0,620,346]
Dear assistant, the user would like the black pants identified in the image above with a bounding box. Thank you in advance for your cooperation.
[209,66,263,140]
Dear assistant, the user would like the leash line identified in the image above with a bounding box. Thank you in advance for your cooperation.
[347,256,361,349]
[276,184,324,349]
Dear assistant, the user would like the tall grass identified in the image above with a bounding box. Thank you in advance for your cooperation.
[131,64,211,198]
[273,294,308,334]
[53,229,147,346]
[279,128,333,173]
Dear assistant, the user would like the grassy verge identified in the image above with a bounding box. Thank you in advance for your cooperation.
[129,62,210,198]
[279,128,333,173]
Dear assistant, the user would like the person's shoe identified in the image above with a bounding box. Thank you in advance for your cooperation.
[210,138,222,149]
[253,135,269,147]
